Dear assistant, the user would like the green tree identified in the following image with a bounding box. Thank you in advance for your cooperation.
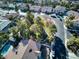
[26,11,34,24]
[39,16,57,42]
[60,1,72,9]
[65,15,75,28]
[16,19,31,39]
[30,23,44,41]
[9,26,19,39]
[67,36,79,54]
[15,5,18,12]
[0,32,9,48]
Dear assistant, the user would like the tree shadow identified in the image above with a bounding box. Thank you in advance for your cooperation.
[40,44,47,59]
[51,36,69,59]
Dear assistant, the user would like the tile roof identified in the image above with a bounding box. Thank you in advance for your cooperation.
[0,19,11,31]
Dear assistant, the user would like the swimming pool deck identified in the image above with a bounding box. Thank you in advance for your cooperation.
[5,40,28,59]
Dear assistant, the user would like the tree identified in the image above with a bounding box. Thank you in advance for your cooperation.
[26,11,34,24]
[67,36,79,54]
[65,15,75,28]
[16,19,30,39]
[60,1,72,10]
[8,13,57,44]
[9,26,19,39]
[44,24,56,42]
[0,32,9,48]
[39,16,57,43]
[24,0,34,4]
[30,24,44,41]
[15,5,18,12]
[8,26,22,48]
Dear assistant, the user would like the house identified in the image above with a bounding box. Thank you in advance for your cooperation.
[41,6,53,13]
[34,0,48,4]
[18,3,28,12]
[0,3,8,8]
[73,18,79,27]
[67,0,79,3]
[0,9,9,16]
[68,17,79,35]
[29,5,41,12]
[51,0,60,3]
[73,20,79,28]
[66,10,79,18]
[34,0,60,4]
[5,10,19,19]
[0,1,3,7]
[22,39,40,59]
[18,9,26,16]
[8,3,15,9]
[53,6,66,15]
[34,0,42,4]
[16,0,23,2]
[0,17,11,32]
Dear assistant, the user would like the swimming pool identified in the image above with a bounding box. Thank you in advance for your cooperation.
[1,41,13,57]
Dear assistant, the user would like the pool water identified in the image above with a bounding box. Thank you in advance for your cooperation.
[1,42,13,57]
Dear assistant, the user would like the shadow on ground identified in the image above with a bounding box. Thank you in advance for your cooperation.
[51,36,68,59]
